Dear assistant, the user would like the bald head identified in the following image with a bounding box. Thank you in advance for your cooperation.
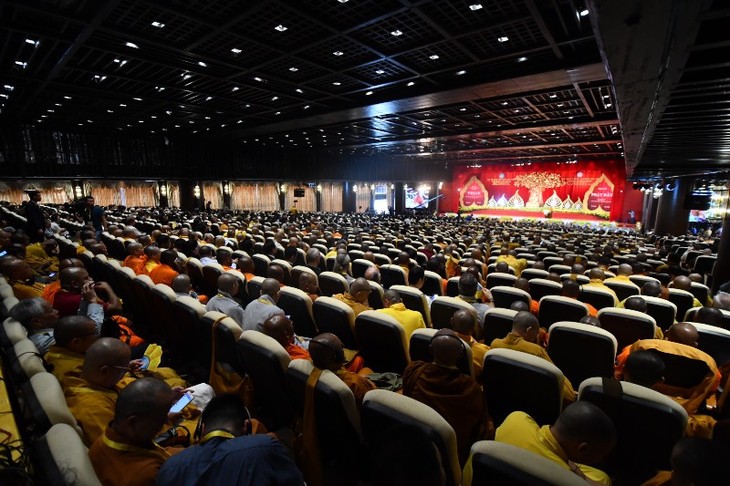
[383,289,402,307]
[261,314,294,348]
[511,311,539,342]
[261,278,281,300]
[349,277,372,303]
[430,328,465,367]
[617,264,633,276]
[171,274,192,294]
[59,258,84,270]
[113,377,173,444]
[552,402,616,466]
[624,296,647,313]
[363,265,381,283]
[666,323,699,347]
[81,338,131,389]
[588,268,605,281]
[673,275,692,291]
[54,315,98,350]
[59,267,90,291]
[0,257,33,282]
[450,309,477,335]
[624,350,665,388]
[310,333,345,371]
[561,279,581,299]
[641,281,662,297]
[298,272,318,294]
[216,273,240,294]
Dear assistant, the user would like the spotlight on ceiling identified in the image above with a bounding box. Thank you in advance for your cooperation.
[665,181,677,191]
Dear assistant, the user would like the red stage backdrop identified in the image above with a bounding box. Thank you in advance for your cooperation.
[452,160,626,220]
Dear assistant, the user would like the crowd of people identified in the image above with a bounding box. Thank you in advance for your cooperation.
[1,190,729,485]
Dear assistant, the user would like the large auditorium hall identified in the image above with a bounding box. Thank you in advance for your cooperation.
[1,0,730,485]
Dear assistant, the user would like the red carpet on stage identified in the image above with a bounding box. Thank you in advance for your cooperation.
[468,209,609,221]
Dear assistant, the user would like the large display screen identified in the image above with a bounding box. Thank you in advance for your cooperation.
[405,186,429,209]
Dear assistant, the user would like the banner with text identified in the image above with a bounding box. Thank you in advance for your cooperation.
[453,160,625,220]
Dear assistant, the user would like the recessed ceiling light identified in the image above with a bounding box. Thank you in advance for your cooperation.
[151,21,165,28]
[274,24,288,32]
[456,70,466,75]
[125,41,139,49]
[166,110,172,115]
[606,103,612,108]
[407,81,415,86]
[304,105,310,109]
[469,3,483,11]
[87,120,93,123]
[497,36,509,42]
[15,61,27,68]
[390,30,403,36]
[460,108,467,112]
[41,115,47,118]
[295,88,303,93]
[25,38,39,46]
[64,95,72,100]
[333,51,343,56]
[182,74,192,80]
[107,109,114,113]
[514,109,520,113]
[517,56,528,62]
[198,61,207,67]
[549,94,558,99]
[93,74,106,81]
[557,103,564,107]
[206,96,213,101]
[155,86,165,91]
[232,86,239,91]
[237,120,243,124]
[602,95,610,99]
[271,96,279,101]
[501,101,508,106]
[151,115,157,119]
[289,66,299,72]
[133,97,143,101]
[366,91,373,95]
[275,111,281,115]
[54,103,62,106]
[579,9,589,17]
[254,76,263,82]
[429,54,440,60]
[332,81,341,86]
[231,48,242,54]
[245,104,250,107]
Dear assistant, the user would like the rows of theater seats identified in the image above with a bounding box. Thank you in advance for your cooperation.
[4,213,725,484]
[0,276,102,485]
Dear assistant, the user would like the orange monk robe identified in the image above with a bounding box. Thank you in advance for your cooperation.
[123,254,148,275]
[11,281,45,300]
[529,300,540,316]
[615,339,720,414]
[490,333,577,402]
[403,360,490,465]
[286,343,311,361]
[144,260,160,274]
[334,368,376,410]
[41,280,62,305]
[332,292,371,317]
[63,375,117,446]
[149,264,179,286]
[445,255,461,279]
[89,427,183,486]
[243,272,255,282]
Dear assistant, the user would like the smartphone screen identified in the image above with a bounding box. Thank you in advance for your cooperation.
[169,392,193,413]
[0,251,6,258]
[48,272,57,278]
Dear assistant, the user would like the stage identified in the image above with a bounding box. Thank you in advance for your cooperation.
[468,208,608,222]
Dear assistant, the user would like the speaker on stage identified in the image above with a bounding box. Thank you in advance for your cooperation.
[543,209,553,219]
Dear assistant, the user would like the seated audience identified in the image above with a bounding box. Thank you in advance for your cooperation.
[495,402,616,484]
[122,242,147,275]
[25,238,59,276]
[1,257,45,299]
[450,308,489,378]
[298,272,320,302]
[456,273,493,330]
[262,314,310,360]
[206,274,246,326]
[149,249,181,286]
[561,279,598,317]
[242,277,285,332]
[402,328,490,465]
[376,289,426,343]
[333,277,373,317]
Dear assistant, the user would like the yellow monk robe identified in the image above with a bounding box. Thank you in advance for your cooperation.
[403,360,490,465]
[11,281,46,299]
[123,254,148,275]
[615,339,720,437]
[25,242,59,275]
[332,292,371,317]
[496,255,527,277]
[41,280,61,305]
[490,333,576,402]
[455,332,489,379]
[63,375,118,446]
[89,427,183,486]
[149,264,179,286]
[445,255,461,279]
[45,346,85,387]
[144,260,160,274]
[376,303,426,344]
[584,279,619,304]
[491,411,610,485]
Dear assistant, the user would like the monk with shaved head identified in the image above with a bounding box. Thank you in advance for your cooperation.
[496,402,616,484]
[64,338,134,445]
[450,308,488,378]
[403,328,490,465]
[615,322,721,438]
[241,277,285,332]
[262,314,310,360]
[310,332,374,408]
[206,273,246,326]
[333,277,373,317]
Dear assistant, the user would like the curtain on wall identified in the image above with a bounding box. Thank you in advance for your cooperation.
[168,183,180,208]
[230,183,280,211]
[203,183,223,209]
[85,181,157,207]
[321,182,343,212]
[0,181,71,204]
[124,183,157,207]
[355,183,371,212]
[284,186,316,212]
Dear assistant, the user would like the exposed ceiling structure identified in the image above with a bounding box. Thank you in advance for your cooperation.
[0,0,723,177]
